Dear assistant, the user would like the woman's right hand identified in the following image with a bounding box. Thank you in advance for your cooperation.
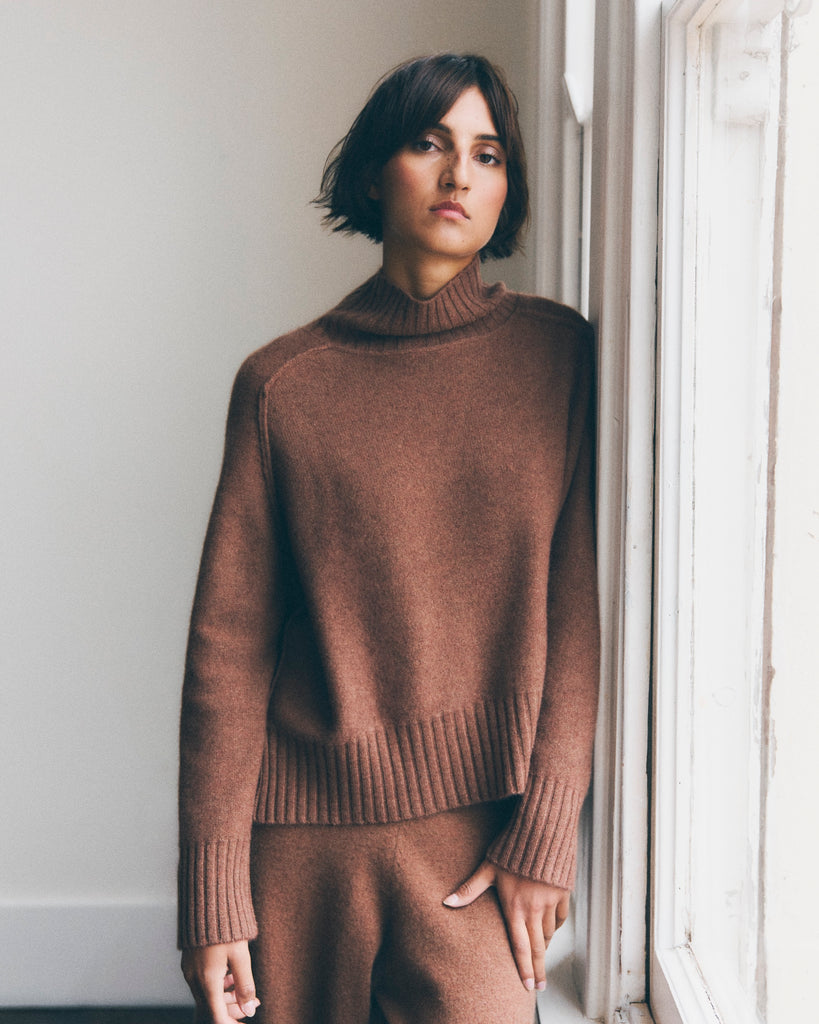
[181,940,260,1023]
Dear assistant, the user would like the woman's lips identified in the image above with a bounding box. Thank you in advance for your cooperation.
[430,201,468,219]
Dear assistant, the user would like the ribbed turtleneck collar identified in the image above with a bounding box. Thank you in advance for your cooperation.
[318,257,514,340]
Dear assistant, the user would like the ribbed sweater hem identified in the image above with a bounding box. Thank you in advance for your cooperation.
[178,692,590,947]
[254,691,538,825]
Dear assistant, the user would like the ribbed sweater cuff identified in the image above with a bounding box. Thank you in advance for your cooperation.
[486,775,582,889]
[177,838,258,948]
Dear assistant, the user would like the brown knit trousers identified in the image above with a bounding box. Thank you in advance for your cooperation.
[249,800,538,1024]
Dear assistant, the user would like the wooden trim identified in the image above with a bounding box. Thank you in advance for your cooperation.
[582,0,663,1020]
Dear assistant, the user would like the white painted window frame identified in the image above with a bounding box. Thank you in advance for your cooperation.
[582,5,660,1022]
[651,7,711,1014]
[651,1,786,1022]
[533,2,663,1022]
[538,2,802,1022]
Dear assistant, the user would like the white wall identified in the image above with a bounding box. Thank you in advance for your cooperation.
[0,0,539,1004]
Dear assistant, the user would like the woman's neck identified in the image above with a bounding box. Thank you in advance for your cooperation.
[379,248,476,300]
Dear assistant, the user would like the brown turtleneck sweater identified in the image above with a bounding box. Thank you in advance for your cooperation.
[178,258,600,949]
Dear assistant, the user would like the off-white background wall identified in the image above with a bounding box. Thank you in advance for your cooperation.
[0,0,539,1004]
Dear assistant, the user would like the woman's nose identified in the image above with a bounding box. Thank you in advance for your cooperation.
[440,151,471,190]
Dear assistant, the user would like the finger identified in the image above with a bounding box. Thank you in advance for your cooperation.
[223,973,243,1009]
[202,962,235,1024]
[507,914,536,991]
[228,943,260,1020]
[183,951,232,1024]
[555,889,571,929]
[443,860,497,907]
[541,901,558,947]
[527,917,548,991]
[222,973,238,1007]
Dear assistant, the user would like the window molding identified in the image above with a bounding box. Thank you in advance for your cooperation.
[650,7,702,1017]
[652,1,786,1021]
[581,0,663,1020]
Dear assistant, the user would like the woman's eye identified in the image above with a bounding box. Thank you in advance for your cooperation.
[476,151,502,166]
[413,138,438,152]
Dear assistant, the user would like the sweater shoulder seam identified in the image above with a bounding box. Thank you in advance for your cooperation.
[258,337,337,395]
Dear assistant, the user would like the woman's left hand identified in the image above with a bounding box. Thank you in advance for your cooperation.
[443,860,570,992]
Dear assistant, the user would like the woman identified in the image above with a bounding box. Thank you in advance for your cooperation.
[179,53,599,1024]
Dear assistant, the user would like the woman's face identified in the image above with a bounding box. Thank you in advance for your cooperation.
[372,86,508,280]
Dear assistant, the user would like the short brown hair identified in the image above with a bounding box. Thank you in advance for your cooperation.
[315,54,529,261]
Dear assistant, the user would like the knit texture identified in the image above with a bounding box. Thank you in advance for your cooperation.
[178,258,600,948]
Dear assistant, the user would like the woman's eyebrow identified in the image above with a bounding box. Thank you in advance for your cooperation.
[430,123,504,144]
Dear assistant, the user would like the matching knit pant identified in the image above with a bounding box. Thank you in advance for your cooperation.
[249,800,538,1024]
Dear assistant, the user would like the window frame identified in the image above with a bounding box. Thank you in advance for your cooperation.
[577,0,663,1019]
[651,1,786,1021]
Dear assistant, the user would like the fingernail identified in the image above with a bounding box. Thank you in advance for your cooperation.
[524,978,535,991]
[242,1001,258,1017]
[443,893,459,907]
[537,981,547,991]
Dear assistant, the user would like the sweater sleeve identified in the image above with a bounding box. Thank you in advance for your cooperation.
[486,327,600,889]
[177,358,285,948]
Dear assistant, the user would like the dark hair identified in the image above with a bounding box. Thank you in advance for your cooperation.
[314,54,529,261]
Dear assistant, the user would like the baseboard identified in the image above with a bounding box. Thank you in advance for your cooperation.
[0,902,193,1006]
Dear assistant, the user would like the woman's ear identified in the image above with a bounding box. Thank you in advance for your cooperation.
[367,181,380,201]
